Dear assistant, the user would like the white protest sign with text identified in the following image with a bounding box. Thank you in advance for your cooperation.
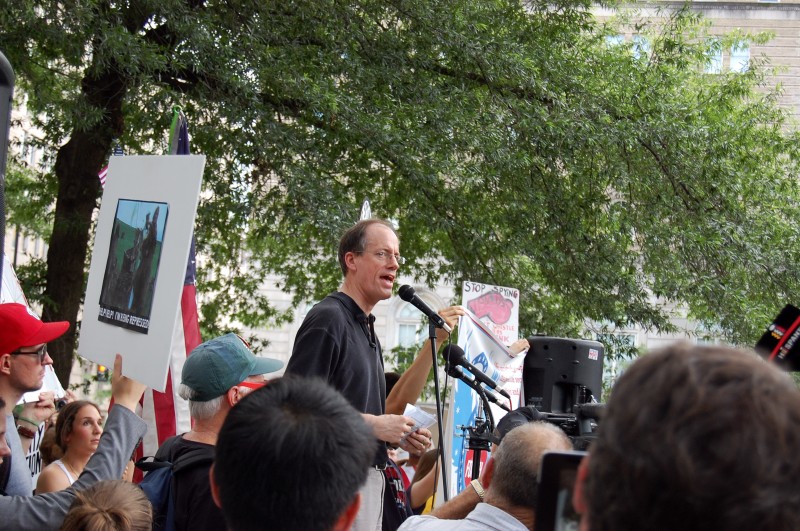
[461,281,520,345]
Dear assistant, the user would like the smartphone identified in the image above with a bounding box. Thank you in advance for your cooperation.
[535,450,587,531]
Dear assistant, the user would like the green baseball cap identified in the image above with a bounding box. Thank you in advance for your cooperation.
[181,333,284,401]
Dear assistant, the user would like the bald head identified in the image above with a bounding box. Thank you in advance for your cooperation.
[488,422,572,509]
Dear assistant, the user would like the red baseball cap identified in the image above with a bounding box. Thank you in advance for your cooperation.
[0,303,69,355]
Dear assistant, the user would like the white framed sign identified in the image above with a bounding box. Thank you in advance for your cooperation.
[78,155,205,391]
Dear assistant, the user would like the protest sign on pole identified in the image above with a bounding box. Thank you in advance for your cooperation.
[461,281,520,345]
[437,282,526,501]
[78,154,204,391]
[136,111,203,464]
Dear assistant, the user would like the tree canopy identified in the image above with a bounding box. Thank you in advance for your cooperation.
[1,0,799,382]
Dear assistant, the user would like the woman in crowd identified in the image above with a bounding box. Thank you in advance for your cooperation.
[36,400,103,493]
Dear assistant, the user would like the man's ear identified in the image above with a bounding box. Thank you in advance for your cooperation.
[343,251,358,274]
[209,464,223,509]
[479,456,495,487]
[226,386,244,408]
[332,492,361,531]
[0,353,11,376]
[573,455,591,531]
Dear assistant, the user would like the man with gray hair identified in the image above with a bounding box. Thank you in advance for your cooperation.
[154,333,283,531]
[399,422,572,531]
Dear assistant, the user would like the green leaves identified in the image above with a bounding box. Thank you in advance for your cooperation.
[3,0,799,356]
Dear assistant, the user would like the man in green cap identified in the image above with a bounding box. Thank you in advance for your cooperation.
[154,333,283,531]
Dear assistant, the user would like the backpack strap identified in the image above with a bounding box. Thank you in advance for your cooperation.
[164,445,215,531]
[171,447,214,474]
[135,455,171,473]
[135,434,186,473]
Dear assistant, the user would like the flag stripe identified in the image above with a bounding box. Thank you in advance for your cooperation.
[97,143,124,188]
[133,114,200,481]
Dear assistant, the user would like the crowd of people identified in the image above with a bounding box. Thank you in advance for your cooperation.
[1,217,800,531]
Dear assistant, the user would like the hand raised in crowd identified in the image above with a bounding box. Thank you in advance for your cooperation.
[508,338,530,356]
[19,390,56,426]
[435,306,467,341]
[399,427,433,457]
[63,389,78,404]
[111,354,146,413]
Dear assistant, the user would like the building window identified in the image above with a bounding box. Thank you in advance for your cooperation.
[632,35,650,61]
[596,332,638,389]
[695,323,722,345]
[705,39,723,74]
[396,303,424,348]
[606,34,624,47]
[730,42,750,73]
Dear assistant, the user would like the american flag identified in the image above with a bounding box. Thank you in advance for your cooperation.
[97,143,125,188]
[133,112,202,478]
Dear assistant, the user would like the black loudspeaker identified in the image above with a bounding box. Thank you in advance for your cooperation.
[0,52,14,288]
[523,336,604,414]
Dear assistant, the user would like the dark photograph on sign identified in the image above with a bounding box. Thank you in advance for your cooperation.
[98,199,169,334]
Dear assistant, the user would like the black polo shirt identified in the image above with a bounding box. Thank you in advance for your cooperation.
[286,291,387,465]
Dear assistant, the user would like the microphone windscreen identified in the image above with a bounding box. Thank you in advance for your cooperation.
[398,284,415,301]
[491,406,547,445]
[442,344,466,365]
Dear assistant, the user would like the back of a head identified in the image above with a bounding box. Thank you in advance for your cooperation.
[60,480,152,531]
[586,343,800,531]
[490,422,571,509]
[179,333,283,421]
[214,376,375,531]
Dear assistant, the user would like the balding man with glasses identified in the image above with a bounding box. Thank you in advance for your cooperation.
[287,219,433,531]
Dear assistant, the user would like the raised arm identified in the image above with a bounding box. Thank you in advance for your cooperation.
[386,306,465,415]
[0,355,147,531]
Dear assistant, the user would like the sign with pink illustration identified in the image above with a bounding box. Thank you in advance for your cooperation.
[461,281,520,344]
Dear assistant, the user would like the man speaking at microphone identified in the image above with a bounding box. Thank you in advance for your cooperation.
[286,219,433,531]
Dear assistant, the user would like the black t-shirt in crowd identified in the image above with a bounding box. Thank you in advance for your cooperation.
[155,434,223,531]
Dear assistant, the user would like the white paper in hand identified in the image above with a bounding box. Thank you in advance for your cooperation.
[402,403,437,441]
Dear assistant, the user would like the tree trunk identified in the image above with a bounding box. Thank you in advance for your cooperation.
[43,69,127,386]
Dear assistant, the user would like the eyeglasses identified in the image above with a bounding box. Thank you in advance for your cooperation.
[354,250,406,265]
[11,344,48,363]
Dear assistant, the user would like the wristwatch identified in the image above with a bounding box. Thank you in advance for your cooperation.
[470,479,485,501]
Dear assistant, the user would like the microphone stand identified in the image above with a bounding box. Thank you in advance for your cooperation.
[447,362,496,481]
[429,320,450,501]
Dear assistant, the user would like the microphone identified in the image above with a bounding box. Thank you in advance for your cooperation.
[447,364,511,412]
[398,285,452,333]
[442,345,511,400]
